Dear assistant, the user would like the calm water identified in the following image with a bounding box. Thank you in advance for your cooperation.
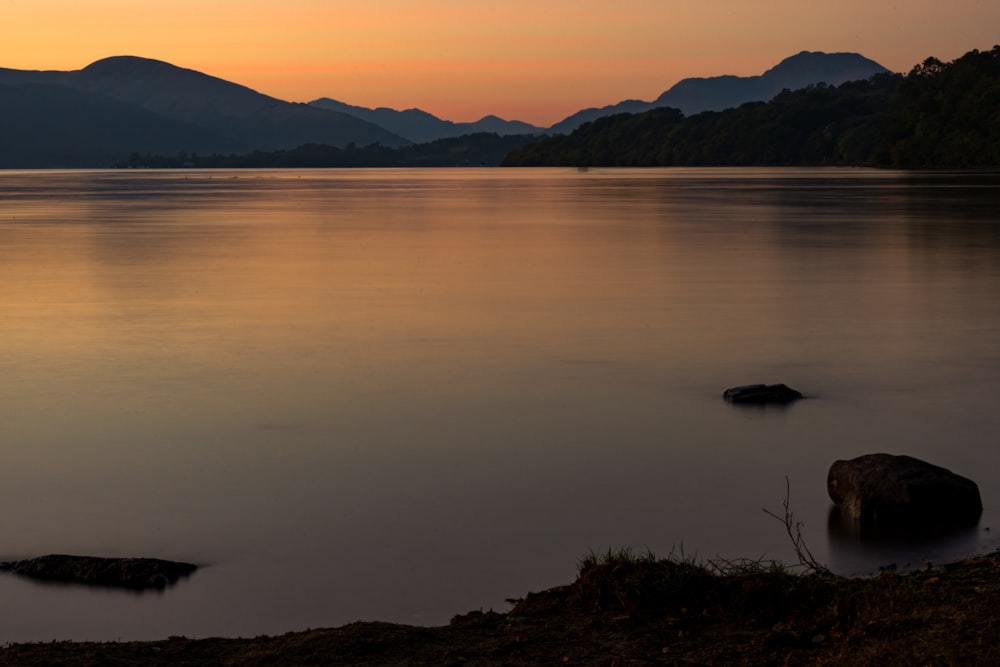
[1,167,999,641]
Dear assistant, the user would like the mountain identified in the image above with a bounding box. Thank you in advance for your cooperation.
[467,115,542,137]
[68,57,408,150]
[503,45,1000,169]
[502,78,900,167]
[0,56,409,166]
[545,100,660,136]
[548,51,889,134]
[653,50,890,114]
[0,50,889,168]
[308,98,543,143]
[0,82,250,168]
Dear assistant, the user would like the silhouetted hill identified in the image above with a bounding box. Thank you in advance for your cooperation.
[0,56,409,166]
[0,50,908,168]
[549,51,889,134]
[654,51,889,114]
[0,82,249,168]
[503,45,1000,168]
[545,100,659,136]
[80,57,409,149]
[504,76,898,167]
[469,115,542,137]
[308,98,543,143]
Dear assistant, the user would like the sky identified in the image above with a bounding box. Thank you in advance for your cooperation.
[3,0,999,126]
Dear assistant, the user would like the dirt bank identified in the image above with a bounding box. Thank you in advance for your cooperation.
[3,549,999,666]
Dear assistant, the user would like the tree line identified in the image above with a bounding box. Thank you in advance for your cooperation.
[502,46,1000,169]
[116,133,537,169]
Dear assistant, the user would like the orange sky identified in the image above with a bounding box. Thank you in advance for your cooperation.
[3,0,998,126]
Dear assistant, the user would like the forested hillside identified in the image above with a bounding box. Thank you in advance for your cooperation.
[502,46,1000,168]
[877,48,1000,167]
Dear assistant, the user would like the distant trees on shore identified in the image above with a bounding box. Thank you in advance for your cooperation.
[121,47,1000,171]
[502,46,1000,169]
[116,133,537,169]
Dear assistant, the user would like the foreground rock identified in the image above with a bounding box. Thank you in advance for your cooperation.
[0,555,197,590]
[827,453,982,526]
[723,383,803,404]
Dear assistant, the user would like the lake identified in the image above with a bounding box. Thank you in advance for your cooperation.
[1,167,999,642]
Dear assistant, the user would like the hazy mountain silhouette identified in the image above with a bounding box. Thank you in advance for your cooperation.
[72,57,407,149]
[548,51,889,134]
[308,98,543,143]
[0,50,888,167]
[503,45,1000,168]
[0,82,251,168]
[0,56,409,166]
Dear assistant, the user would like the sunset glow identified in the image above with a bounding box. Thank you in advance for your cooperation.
[4,0,998,125]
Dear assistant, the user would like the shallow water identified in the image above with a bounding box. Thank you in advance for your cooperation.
[1,167,999,641]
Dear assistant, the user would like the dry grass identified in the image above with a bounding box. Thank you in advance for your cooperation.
[6,478,995,665]
[5,550,1000,665]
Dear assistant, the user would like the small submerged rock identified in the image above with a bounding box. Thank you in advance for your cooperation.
[0,554,198,590]
[722,384,803,405]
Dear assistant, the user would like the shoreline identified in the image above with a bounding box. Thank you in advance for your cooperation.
[3,549,999,665]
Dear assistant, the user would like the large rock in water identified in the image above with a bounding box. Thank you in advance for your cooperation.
[0,555,197,590]
[723,384,803,404]
[827,454,982,526]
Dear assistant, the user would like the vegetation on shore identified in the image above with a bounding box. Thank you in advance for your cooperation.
[116,132,538,169]
[3,546,999,665]
[121,46,999,171]
[2,486,994,665]
[502,46,1000,169]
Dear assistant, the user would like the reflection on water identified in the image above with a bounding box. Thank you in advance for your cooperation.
[827,507,983,573]
[1,167,1000,641]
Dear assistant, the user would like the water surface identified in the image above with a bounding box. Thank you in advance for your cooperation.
[1,167,999,641]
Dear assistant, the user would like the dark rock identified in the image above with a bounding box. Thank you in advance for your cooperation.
[827,453,982,526]
[722,384,803,404]
[0,554,197,590]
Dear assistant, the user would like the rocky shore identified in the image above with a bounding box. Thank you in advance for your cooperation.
[2,550,999,666]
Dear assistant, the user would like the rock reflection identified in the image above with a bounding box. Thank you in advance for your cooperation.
[826,506,982,575]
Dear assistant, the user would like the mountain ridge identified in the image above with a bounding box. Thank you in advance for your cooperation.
[308,97,544,143]
[501,45,1000,168]
[548,51,889,134]
[0,55,410,162]
[0,81,251,168]
[0,50,890,167]
[308,51,889,141]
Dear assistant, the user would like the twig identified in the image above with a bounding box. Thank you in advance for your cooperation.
[762,476,833,576]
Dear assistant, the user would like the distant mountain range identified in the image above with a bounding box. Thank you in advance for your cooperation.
[547,51,889,134]
[502,45,1000,169]
[311,51,888,141]
[0,51,888,167]
[0,56,408,167]
[307,99,541,144]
